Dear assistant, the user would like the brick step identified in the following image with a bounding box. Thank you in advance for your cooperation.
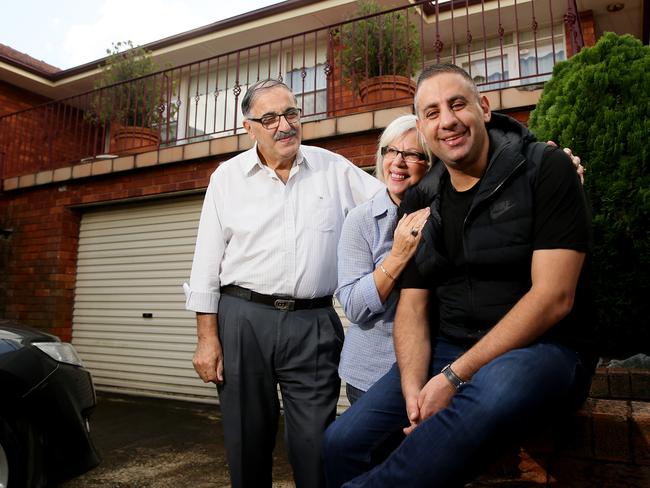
[468,398,650,487]
[589,367,650,401]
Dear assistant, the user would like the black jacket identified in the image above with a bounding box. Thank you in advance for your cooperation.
[401,113,593,353]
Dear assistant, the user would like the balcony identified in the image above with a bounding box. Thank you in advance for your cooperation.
[0,0,583,181]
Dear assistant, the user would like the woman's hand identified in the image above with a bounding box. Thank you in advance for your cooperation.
[374,207,430,303]
[391,207,430,262]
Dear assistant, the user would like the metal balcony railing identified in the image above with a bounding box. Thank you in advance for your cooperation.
[0,0,584,180]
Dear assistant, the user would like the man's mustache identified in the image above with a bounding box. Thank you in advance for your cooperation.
[274,129,297,141]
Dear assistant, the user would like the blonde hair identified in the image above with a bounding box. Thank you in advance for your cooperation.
[374,114,432,181]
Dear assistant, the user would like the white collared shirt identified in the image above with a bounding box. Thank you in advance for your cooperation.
[184,144,384,313]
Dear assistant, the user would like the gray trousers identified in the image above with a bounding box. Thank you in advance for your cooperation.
[217,294,343,488]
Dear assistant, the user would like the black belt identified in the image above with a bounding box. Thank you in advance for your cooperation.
[221,285,332,311]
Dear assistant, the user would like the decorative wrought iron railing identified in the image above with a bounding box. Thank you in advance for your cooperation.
[0,0,584,180]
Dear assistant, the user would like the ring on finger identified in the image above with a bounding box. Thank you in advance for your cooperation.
[410,228,419,237]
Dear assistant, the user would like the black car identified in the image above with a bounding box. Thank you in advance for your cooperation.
[0,320,100,487]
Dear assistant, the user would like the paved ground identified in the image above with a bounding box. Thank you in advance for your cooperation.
[56,393,535,487]
[59,393,295,488]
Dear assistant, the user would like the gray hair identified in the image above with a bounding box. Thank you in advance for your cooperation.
[414,63,480,113]
[375,114,432,182]
[241,79,296,117]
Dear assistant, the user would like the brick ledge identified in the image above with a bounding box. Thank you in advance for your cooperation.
[2,104,414,192]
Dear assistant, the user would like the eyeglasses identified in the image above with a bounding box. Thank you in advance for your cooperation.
[247,108,302,130]
[381,146,428,164]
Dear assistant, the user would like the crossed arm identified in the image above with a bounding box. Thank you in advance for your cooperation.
[395,247,585,434]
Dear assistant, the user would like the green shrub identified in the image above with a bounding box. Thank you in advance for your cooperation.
[529,33,650,357]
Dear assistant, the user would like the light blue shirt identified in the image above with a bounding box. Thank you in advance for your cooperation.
[336,189,399,392]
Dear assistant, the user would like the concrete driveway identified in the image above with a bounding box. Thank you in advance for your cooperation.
[60,393,535,487]
[60,393,294,488]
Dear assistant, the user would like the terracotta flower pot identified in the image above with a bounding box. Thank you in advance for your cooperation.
[358,75,416,109]
[110,124,160,155]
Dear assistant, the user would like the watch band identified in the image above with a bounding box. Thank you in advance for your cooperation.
[441,364,466,389]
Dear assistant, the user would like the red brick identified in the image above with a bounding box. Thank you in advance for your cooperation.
[518,449,549,484]
[160,183,179,193]
[631,372,650,401]
[549,458,650,487]
[0,82,100,179]
[0,80,51,117]
[631,401,650,465]
[177,181,201,191]
[555,407,593,459]
[580,10,597,48]
[524,423,556,455]
[591,399,632,462]
[609,368,632,399]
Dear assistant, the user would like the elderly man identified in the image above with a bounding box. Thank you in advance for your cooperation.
[184,79,383,488]
[322,63,596,487]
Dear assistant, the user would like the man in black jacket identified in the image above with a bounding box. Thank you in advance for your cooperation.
[322,63,595,487]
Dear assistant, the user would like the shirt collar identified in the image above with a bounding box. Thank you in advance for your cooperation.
[371,188,397,217]
[243,143,307,176]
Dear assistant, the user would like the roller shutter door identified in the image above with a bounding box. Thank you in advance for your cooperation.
[72,195,352,410]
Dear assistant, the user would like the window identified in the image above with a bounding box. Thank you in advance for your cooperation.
[286,64,327,120]
[184,71,243,141]
[519,43,565,84]
[449,24,565,91]
[463,55,510,91]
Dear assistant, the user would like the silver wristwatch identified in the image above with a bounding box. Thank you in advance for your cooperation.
[441,363,466,389]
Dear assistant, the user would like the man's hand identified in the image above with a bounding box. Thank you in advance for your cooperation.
[403,374,456,435]
[193,336,224,383]
[403,389,422,435]
[193,313,224,384]
[418,374,456,420]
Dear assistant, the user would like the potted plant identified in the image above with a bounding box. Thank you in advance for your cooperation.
[87,41,175,154]
[337,0,421,105]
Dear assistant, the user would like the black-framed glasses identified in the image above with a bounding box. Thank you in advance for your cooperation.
[381,146,428,164]
[247,108,302,129]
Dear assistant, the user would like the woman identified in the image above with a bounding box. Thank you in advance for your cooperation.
[336,116,584,404]
[336,114,430,404]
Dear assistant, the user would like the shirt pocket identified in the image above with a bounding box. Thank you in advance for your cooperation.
[307,194,337,232]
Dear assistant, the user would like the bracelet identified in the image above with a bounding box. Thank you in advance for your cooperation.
[441,364,467,389]
[379,263,396,281]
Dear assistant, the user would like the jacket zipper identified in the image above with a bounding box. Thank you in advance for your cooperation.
[462,154,527,319]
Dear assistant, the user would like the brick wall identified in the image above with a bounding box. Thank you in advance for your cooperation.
[566,10,597,58]
[0,197,9,317]
[0,90,103,179]
[0,80,51,117]
[579,10,597,48]
[468,369,650,487]
[0,131,380,340]
[319,130,380,169]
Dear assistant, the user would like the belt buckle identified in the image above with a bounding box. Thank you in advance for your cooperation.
[274,298,295,311]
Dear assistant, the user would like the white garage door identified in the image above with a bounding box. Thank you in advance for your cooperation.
[72,194,351,410]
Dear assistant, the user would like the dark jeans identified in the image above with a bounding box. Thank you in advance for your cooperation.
[322,338,593,488]
[345,383,366,405]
